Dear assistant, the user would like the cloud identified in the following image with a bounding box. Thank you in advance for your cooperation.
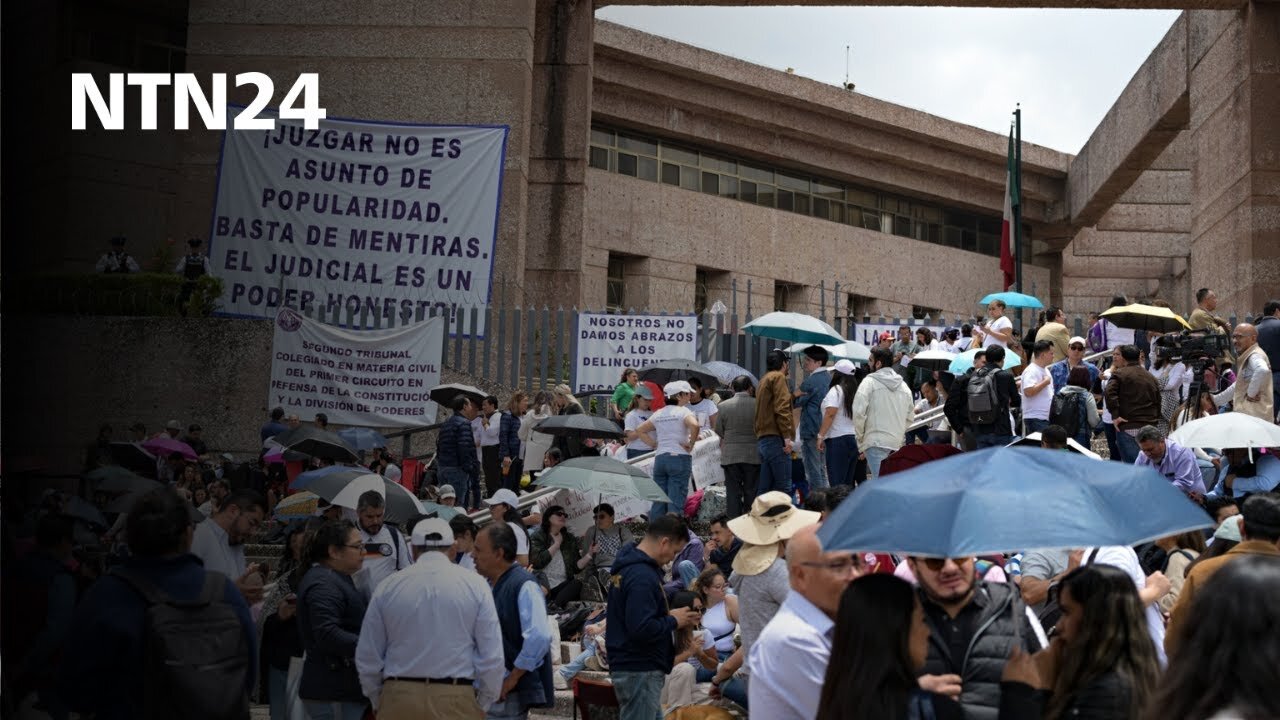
[595,6,1180,154]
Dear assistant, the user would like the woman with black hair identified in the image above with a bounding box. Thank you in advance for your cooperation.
[818,574,1042,720]
[259,518,323,720]
[817,359,863,487]
[1145,556,1280,720]
[529,504,589,607]
[295,520,368,720]
[1035,564,1161,720]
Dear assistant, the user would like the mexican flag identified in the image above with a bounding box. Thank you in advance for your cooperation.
[1000,127,1018,291]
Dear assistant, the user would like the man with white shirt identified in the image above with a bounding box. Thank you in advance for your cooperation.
[748,525,862,720]
[354,490,413,597]
[1020,340,1055,435]
[1082,545,1171,666]
[189,489,267,603]
[355,517,504,719]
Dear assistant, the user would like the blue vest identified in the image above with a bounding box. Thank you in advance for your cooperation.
[492,565,554,709]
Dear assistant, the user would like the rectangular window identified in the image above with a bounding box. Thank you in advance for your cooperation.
[638,156,658,182]
[617,133,657,156]
[894,215,912,237]
[812,181,843,201]
[591,127,615,146]
[862,209,881,231]
[680,166,700,191]
[661,162,681,186]
[961,229,978,252]
[740,180,758,204]
[589,146,610,170]
[662,145,699,166]
[617,152,638,177]
[776,172,810,193]
[740,164,773,184]
[978,232,999,257]
[830,202,845,224]
[701,155,737,174]
[757,185,776,208]
[943,226,963,248]
[702,171,719,195]
[777,190,794,212]
[813,198,830,220]
[719,175,739,200]
[794,194,811,216]
[606,255,626,313]
[848,188,877,208]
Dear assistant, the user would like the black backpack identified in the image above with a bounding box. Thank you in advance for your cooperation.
[1048,391,1084,440]
[113,567,250,720]
[967,367,1002,425]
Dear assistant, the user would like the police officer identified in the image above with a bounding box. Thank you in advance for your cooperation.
[96,236,140,273]
[174,237,213,316]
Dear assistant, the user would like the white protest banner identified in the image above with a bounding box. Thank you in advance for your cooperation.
[269,308,443,426]
[574,313,698,392]
[211,110,508,335]
[850,321,950,347]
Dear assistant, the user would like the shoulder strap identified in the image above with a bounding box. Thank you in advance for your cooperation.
[1085,548,1100,566]
[111,566,172,606]
[387,525,402,567]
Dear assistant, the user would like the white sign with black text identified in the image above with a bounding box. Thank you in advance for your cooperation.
[574,313,698,392]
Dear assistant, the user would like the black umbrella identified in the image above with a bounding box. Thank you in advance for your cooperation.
[428,383,488,407]
[533,414,625,440]
[638,359,717,388]
[292,467,424,523]
[274,426,359,463]
[86,466,161,495]
[108,442,158,477]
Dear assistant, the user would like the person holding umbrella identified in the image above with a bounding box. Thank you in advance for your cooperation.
[633,381,702,519]
[552,384,588,459]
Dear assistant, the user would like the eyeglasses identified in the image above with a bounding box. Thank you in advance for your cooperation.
[921,557,972,571]
[344,542,363,551]
[551,511,567,518]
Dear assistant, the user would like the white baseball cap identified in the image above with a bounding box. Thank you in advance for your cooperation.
[484,488,520,507]
[438,484,457,499]
[663,380,695,397]
[410,517,455,547]
[833,359,857,375]
[1069,336,1087,347]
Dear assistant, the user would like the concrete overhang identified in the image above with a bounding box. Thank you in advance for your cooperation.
[599,1,1245,7]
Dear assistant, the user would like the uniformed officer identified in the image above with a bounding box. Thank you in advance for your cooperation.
[174,237,213,315]
[95,236,140,273]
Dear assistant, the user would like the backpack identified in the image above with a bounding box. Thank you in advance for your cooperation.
[1087,321,1107,353]
[967,368,1002,425]
[1037,549,1099,637]
[1048,391,1084,440]
[112,567,250,720]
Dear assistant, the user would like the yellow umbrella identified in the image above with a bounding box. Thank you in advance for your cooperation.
[1100,303,1191,334]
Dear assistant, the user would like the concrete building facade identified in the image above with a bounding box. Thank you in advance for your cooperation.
[7,0,1278,322]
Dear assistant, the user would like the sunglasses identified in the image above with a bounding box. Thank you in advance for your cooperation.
[551,511,567,518]
[921,557,972,571]
[1069,344,1085,350]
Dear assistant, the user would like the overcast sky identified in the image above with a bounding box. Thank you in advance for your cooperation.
[595,6,1180,155]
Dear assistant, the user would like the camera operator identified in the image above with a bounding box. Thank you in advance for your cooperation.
[1189,288,1232,335]
[1212,324,1274,422]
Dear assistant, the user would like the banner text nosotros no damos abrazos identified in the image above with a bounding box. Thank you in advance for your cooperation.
[212,113,507,335]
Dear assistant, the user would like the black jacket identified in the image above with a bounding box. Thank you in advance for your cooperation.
[605,543,677,673]
[918,582,1041,720]
[1050,670,1134,719]
[1257,315,1280,370]
[971,368,1019,438]
[295,565,367,703]
[945,371,974,434]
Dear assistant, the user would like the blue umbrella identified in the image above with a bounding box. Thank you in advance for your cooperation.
[947,347,1021,374]
[818,446,1212,557]
[978,291,1043,309]
[291,464,358,490]
[703,361,756,386]
[337,427,389,451]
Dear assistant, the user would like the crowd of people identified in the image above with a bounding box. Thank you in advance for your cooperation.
[4,291,1279,720]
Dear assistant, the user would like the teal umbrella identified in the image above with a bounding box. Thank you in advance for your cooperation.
[535,456,671,503]
[978,291,1043,309]
[947,346,1021,374]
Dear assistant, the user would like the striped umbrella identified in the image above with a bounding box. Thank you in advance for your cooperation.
[275,491,320,520]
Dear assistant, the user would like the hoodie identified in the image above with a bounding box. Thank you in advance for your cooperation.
[852,368,916,451]
[605,543,677,673]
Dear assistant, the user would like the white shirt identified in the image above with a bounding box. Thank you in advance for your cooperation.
[688,399,718,430]
[190,519,245,580]
[472,414,501,447]
[624,409,655,452]
[1020,362,1054,421]
[353,524,413,598]
[820,386,856,439]
[649,405,696,456]
[355,551,505,710]
[748,592,833,720]
[509,521,530,557]
[1101,320,1135,351]
[983,315,1013,350]
[1087,546,1167,667]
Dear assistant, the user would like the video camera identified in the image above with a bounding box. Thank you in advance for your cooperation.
[1153,330,1231,363]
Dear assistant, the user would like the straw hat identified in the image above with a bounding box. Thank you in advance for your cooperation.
[728,492,820,575]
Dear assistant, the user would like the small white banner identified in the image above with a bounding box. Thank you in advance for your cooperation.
[211,111,507,335]
[268,308,443,426]
[851,321,950,347]
[574,313,698,392]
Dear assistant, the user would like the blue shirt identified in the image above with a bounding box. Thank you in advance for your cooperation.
[1049,360,1099,397]
[796,368,832,438]
[1134,439,1205,496]
[748,591,833,720]
[1207,453,1280,498]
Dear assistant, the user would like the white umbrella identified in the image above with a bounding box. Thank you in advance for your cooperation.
[329,472,426,521]
[828,340,872,363]
[1006,433,1102,460]
[743,312,844,345]
[1169,413,1280,459]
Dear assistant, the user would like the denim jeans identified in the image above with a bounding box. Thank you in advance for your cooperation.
[301,701,366,720]
[1024,418,1050,436]
[695,650,734,684]
[675,560,699,590]
[799,436,828,490]
[268,666,288,720]
[651,453,692,519]
[611,670,665,720]
[824,435,859,486]
[486,695,529,719]
[438,466,478,509]
[560,644,597,681]
[1103,423,1122,462]
[1116,429,1141,464]
[720,675,748,709]
[976,434,1017,449]
[756,436,791,497]
[863,446,893,481]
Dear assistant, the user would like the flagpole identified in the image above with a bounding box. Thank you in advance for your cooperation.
[1013,105,1024,334]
